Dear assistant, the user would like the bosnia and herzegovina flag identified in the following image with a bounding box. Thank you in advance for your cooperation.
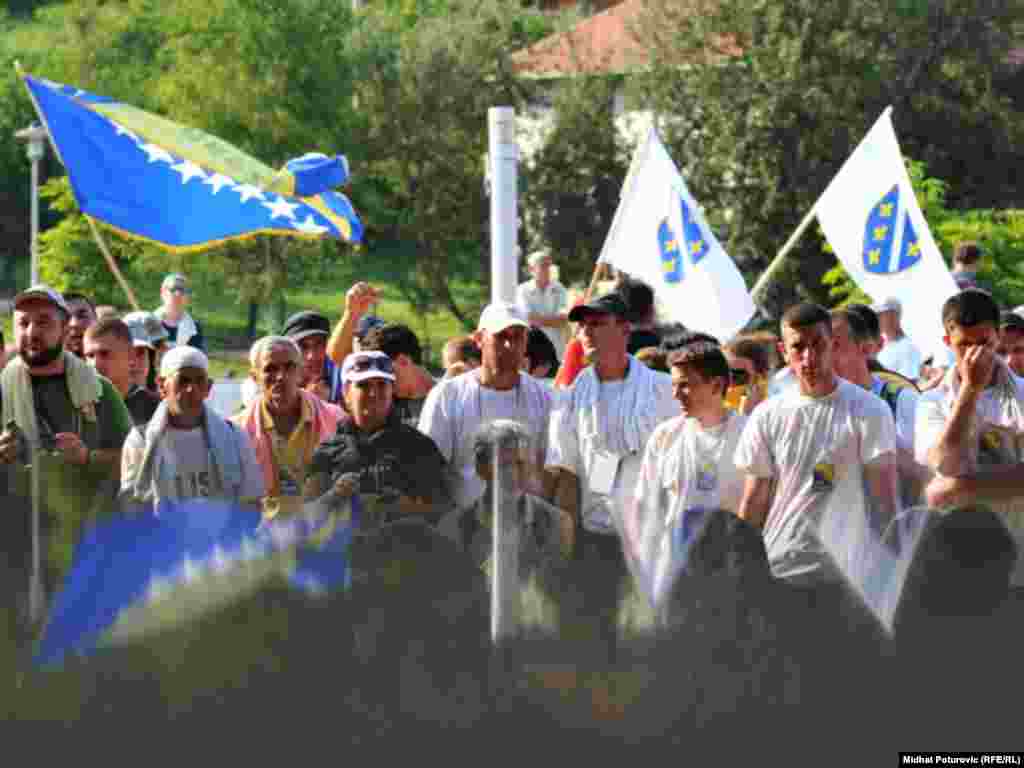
[598,127,756,343]
[19,68,363,251]
[33,496,357,669]
[814,107,957,362]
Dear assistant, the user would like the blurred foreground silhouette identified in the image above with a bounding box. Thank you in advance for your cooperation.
[3,507,1022,763]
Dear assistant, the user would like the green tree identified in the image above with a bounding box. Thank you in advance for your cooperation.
[634,0,1024,316]
[523,75,630,290]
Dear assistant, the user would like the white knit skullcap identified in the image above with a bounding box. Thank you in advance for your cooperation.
[160,346,209,378]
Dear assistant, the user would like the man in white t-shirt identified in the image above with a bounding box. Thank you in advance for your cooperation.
[122,347,264,507]
[546,291,676,658]
[917,289,1024,586]
[874,297,923,381]
[516,250,570,356]
[418,302,553,511]
[627,339,748,605]
[831,308,927,506]
[735,302,899,586]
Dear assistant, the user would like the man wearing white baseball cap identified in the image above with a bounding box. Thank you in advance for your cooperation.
[419,302,553,511]
[873,297,924,381]
[516,250,570,356]
[121,346,263,507]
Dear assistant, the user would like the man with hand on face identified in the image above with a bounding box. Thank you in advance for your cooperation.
[121,346,263,507]
[84,317,160,427]
[232,336,344,520]
[0,285,133,591]
[419,303,553,511]
[62,292,97,360]
[919,290,1024,588]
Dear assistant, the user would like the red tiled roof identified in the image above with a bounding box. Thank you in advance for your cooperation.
[511,0,651,77]
[511,0,741,77]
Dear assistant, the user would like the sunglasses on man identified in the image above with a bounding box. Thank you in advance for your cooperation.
[349,356,395,375]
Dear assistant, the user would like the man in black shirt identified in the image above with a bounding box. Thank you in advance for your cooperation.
[359,324,435,429]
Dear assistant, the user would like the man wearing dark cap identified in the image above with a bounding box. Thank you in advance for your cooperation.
[0,284,133,598]
[155,272,206,353]
[545,291,676,661]
[282,310,341,404]
[998,310,1024,378]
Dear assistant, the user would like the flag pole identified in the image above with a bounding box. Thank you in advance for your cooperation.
[86,218,141,311]
[749,202,819,309]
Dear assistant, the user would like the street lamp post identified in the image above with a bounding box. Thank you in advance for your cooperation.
[15,123,47,286]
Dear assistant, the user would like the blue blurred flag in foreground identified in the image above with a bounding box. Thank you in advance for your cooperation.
[34,497,356,669]
[19,69,363,251]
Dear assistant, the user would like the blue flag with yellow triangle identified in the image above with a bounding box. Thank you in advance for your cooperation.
[19,70,362,252]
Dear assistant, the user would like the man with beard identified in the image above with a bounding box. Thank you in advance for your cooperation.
[62,291,97,359]
[0,285,132,595]
[232,336,344,520]
[84,317,160,427]
[419,303,553,511]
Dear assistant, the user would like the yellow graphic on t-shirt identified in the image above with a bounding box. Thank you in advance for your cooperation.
[811,462,834,492]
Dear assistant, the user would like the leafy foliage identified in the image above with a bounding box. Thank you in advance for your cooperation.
[634,0,1024,316]
[822,158,1024,309]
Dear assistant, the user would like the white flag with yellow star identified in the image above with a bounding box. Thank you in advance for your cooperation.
[815,107,958,361]
[598,127,755,343]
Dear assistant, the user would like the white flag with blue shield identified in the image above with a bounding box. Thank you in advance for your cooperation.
[598,127,755,343]
[815,107,959,361]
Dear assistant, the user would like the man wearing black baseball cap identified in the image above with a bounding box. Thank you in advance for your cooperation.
[547,290,677,661]
[282,310,341,403]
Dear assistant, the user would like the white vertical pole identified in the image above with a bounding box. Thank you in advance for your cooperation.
[29,152,39,285]
[488,107,518,305]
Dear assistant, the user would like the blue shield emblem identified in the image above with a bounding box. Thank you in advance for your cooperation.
[897,213,922,272]
[863,185,920,274]
[863,185,899,273]
[659,218,684,284]
[679,196,710,265]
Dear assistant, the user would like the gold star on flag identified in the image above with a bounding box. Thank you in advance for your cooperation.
[665,238,678,253]
[662,260,677,274]
[873,225,889,241]
[868,249,881,265]
[879,203,894,218]
[908,241,920,256]
[690,240,704,255]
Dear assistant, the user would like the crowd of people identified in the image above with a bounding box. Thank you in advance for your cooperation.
[2,242,1023,670]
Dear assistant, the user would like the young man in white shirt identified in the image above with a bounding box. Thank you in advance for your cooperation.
[516,250,570,356]
[831,308,927,506]
[917,289,1024,586]
[626,339,748,605]
[735,302,899,588]
[874,297,923,381]
[154,273,205,353]
[419,302,553,511]
[122,347,264,507]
